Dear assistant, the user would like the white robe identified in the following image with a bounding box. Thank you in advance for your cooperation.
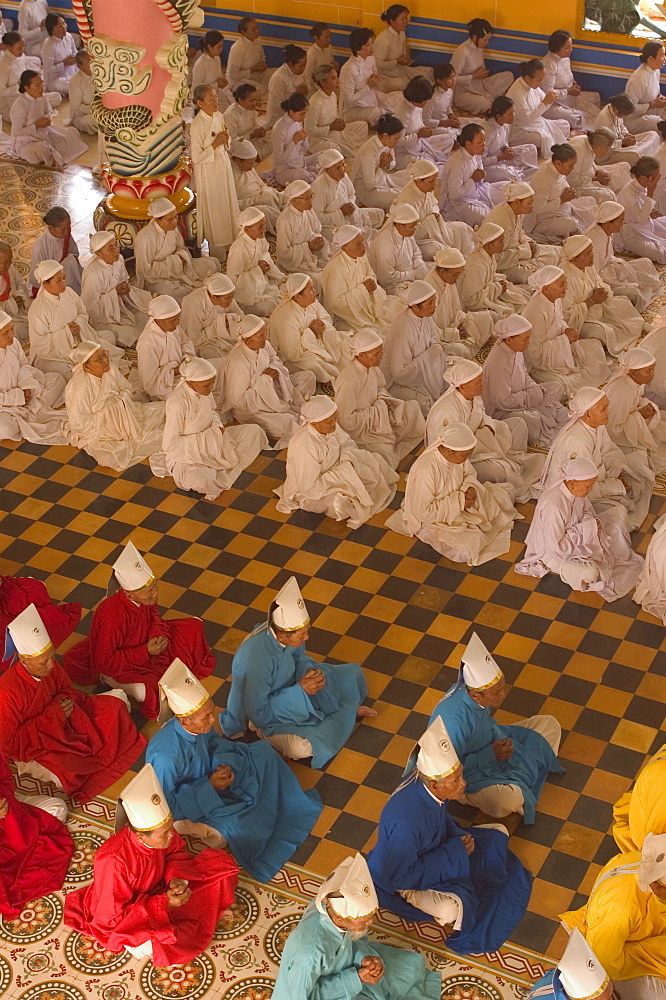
[134,219,218,299]
[271,112,318,186]
[373,25,432,91]
[190,110,239,257]
[0,265,30,342]
[311,170,383,244]
[484,200,560,284]
[10,92,86,167]
[525,160,596,243]
[269,296,351,382]
[28,286,122,379]
[136,320,196,401]
[382,307,450,411]
[0,338,66,444]
[275,421,398,528]
[226,36,271,94]
[18,0,49,57]
[305,42,333,93]
[275,204,329,286]
[191,53,233,112]
[450,39,513,115]
[304,89,368,159]
[368,223,427,295]
[30,230,81,294]
[351,134,408,212]
[424,266,493,356]
[180,286,243,359]
[482,340,568,446]
[395,180,474,260]
[80,256,151,348]
[65,365,165,471]
[641,325,666,410]
[616,178,666,264]
[458,247,530,321]
[567,134,629,202]
[625,63,666,133]
[68,70,97,133]
[585,221,660,313]
[0,50,60,120]
[443,147,505,228]
[541,51,600,129]
[225,230,284,315]
[222,101,271,161]
[339,54,395,125]
[320,250,398,332]
[231,161,284,233]
[506,77,570,159]
[634,514,666,621]
[265,64,307,129]
[41,32,77,94]
[393,96,456,169]
[605,371,666,476]
[593,105,660,165]
[561,259,644,356]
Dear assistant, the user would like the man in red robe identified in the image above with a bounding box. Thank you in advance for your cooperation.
[63,541,215,719]
[0,575,81,675]
[0,755,73,918]
[0,604,146,803]
[64,763,238,967]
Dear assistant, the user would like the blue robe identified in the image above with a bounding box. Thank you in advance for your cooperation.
[220,623,367,769]
[146,718,322,882]
[272,900,441,1000]
[429,683,564,824]
[366,777,532,955]
[525,969,565,1000]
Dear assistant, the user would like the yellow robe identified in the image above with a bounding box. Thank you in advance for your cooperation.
[613,744,666,853]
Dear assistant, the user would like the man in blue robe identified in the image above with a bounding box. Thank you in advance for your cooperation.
[429,632,564,823]
[220,576,375,768]
[526,929,613,1000]
[367,716,532,955]
[273,852,441,1000]
[146,658,322,883]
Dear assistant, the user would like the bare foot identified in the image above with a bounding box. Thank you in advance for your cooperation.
[357,706,378,720]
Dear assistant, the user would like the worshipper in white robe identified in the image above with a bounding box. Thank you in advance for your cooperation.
[230,139,284,234]
[68,50,96,135]
[275,396,398,528]
[625,42,666,134]
[350,114,409,212]
[482,314,569,447]
[395,158,474,260]
[425,357,544,504]
[450,19,512,115]
[368,202,427,295]
[65,342,165,472]
[311,148,383,244]
[156,356,268,501]
[393,77,458,170]
[320,225,400,332]
[634,513,666,621]
[0,241,30,343]
[11,70,86,167]
[180,274,243,360]
[223,84,271,162]
[567,131,630,202]
[305,65,368,160]
[226,17,271,95]
[334,329,424,467]
[640,322,666,409]
[134,198,219,300]
[516,456,644,600]
[226,207,285,315]
[442,123,505,228]
[604,347,666,480]
[616,157,666,263]
[525,144,597,243]
[0,310,67,445]
[191,32,233,113]
[305,23,333,92]
[268,273,351,390]
[484,181,560,285]
[423,63,459,135]
[276,180,330,290]
[30,206,82,295]
[483,96,538,184]
[0,32,60,123]
[338,28,399,126]
[265,45,308,129]
[507,60,570,160]
[586,200,661,312]
[41,15,77,96]
[224,315,315,448]
[18,0,48,58]
[541,31,600,129]
[136,296,198,402]
[521,266,610,395]
[386,421,520,565]
[425,247,493,357]
[594,96,660,168]
[80,232,151,349]
[560,234,645,357]
[382,280,451,413]
[458,222,530,322]
[190,85,239,261]
[374,6,433,91]
[271,93,318,186]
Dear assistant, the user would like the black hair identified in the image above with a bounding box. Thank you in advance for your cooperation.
[238,16,256,33]
[609,93,635,115]
[468,18,493,39]
[376,113,403,136]
[381,5,409,22]
[403,75,433,103]
[547,29,571,53]
[233,82,257,101]
[43,206,70,226]
[488,95,514,119]
[349,27,374,54]
[280,91,309,112]
[433,62,455,82]
[457,122,484,146]
[551,142,576,163]
[200,29,223,52]
[44,13,62,35]
[630,156,660,177]
[3,32,22,48]
[310,22,330,38]
[284,44,306,64]
[639,40,665,63]
[18,69,39,92]
[658,120,666,142]
[519,58,543,78]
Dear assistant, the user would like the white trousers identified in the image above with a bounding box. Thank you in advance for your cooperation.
[617,978,666,1000]
[125,940,154,960]
[15,791,68,823]
[100,675,146,704]
[250,722,313,760]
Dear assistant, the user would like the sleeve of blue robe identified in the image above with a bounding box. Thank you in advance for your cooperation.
[378,811,471,890]
[245,663,324,729]
[435,701,498,774]
[147,737,222,824]
[275,942,363,1000]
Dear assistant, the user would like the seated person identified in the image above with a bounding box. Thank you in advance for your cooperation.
[0,573,80,676]
[306,63,368,159]
[226,16,271,95]
[338,27,399,126]
[586,200,660,313]
[41,14,77,96]
[180,274,243,361]
[0,603,145,801]
[223,84,271,162]
[80,231,151,349]
[134,198,218,301]
[11,70,86,169]
[351,113,410,213]
[484,181,560,285]
[458,222,530,321]
[321,225,400,332]
[613,742,666,853]
[604,346,666,478]
[635,516,666,625]
[369,202,428,295]
[147,658,322,882]
[271,93,318,187]
[450,18,513,116]
[273,851,441,1000]
[276,180,330,289]
[63,542,215,720]
[396,158,474,260]
[220,575,374,767]
[0,31,61,123]
[426,247,492,358]
[64,763,238,966]
[265,43,308,129]
[526,929,614,1000]
[30,205,82,295]
[367,715,532,952]
[226,207,285,316]
[382,279,450,413]
[311,147,383,244]
[18,0,49,58]
[0,240,30,342]
[68,49,96,134]
[276,396,398,528]
[229,138,284,234]
[431,632,563,823]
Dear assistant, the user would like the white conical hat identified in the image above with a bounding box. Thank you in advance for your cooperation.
[416,716,460,779]
[5,604,52,659]
[158,658,209,718]
[111,541,155,593]
[639,832,666,891]
[558,929,609,1000]
[315,853,378,918]
[269,576,310,632]
[115,763,171,834]
[461,632,503,690]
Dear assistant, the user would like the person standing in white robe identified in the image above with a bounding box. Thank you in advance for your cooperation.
[191,31,233,113]
[442,123,505,228]
[586,200,660,312]
[567,131,630,202]
[425,247,493,357]
[271,92,318,186]
[230,139,284,234]
[305,23,333,92]
[136,296,197,402]
[484,181,560,285]
[190,85,239,261]
[180,273,243,360]
[134,198,219,300]
[306,64,368,159]
[560,234,645,357]
[542,31,600,129]
[338,28,399,126]
[507,59,570,160]
[616,156,666,263]
[0,310,67,445]
[450,18,512,115]
[386,421,520,565]
[483,96,538,184]
[320,225,399,332]
[395,158,474,260]
[276,180,330,289]
[11,70,86,167]
[40,15,77,96]
[30,206,81,295]
[625,42,666,134]
[275,396,398,528]
[393,76,457,170]
[350,114,408,212]
[525,143,597,243]
[18,0,48,58]
[223,84,271,162]
[334,329,424,467]
[224,314,315,448]
[521,265,610,395]
[604,347,666,479]
[368,202,427,295]
[0,242,30,343]
[594,95,660,166]
[0,32,60,122]
[311,148,384,244]
[516,456,643,600]
[226,207,285,315]
[156,356,268,501]
[458,222,530,322]
[80,232,151,349]
[65,341,165,472]
[482,314,569,446]
[265,44,308,129]
[373,6,433,92]
[68,50,97,135]
[226,17,271,95]
[634,513,666,621]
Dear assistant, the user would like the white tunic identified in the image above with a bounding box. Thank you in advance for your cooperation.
[442,147,504,227]
[10,92,86,167]
[320,250,396,331]
[382,307,450,409]
[311,170,383,243]
[265,63,307,129]
[616,177,666,264]
[305,42,333,92]
[541,51,600,129]
[458,247,530,320]
[585,221,660,313]
[593,104,660,162]
[271,113,317,185]
[41,32,77,94]
[136,320,196,400]
[225,230,284,314]
[368,223,427,294]
[395,180,474,259]
[18,0,49,56]
[450,38,513,115]
[134,218,218,299]
[68,70,96,133]
[525,159,595,242]
[226,35,270,93]
[0,265,30,342]
[269,295,350,382]
[605,371,666,475]
[424,266,493,355]
[373,26,431,91]
[634,515,666,621]
[482,119,537,183]
[28,285,121,377]
[506,76,569,159]
[484,200,560,284]
[625,62,666,132]
[393,96,456,168]
[180,286,243,359]
[482,340,568,446]
[230,162,284,233]
[304,89,368,159]
[191,53,233,112]
[640,324,666,409]
[190,110,239,255]
[0,51,48,119]
[80,255,151,348]
[0,338,66,444]
[222,101,271,161]
[30,230,81,294]
[276,204,329,281]
[351,134,407,211]
[339,54,394,123]
[561,258,643,356]
[567,134,629,201]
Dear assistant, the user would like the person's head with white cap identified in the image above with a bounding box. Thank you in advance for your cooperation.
[528,265,566,302]
[313,63,340,97]
[557,929,613,1000]
[238,206,266,241]
[36,260,66,296]
[90,230,120,265]
[158,658,217,737]
[505,180,534,215]
[563,456,599,498]
[639,832,666,899]
[406,279,437,318]
[205,272,236,307]
[72,340,110,378]
[571,386,608,429]
[436,421,476,464]
[6,604,55,678]
[118,763,174,849]
[319,147,346,183]
[411,157,438,194]
[0,241,13,276]
[334,225,365,258]
[352,330,383,368]
[302,395,337,435]
[461,632,505,709]
[238,314,267,350]
[282,272,316,308]
[147,197,178,232]
[148,294,181,333]
[285,179,313,212]
[415,716,465,801]
[0,310,15,349]
[180,355,217,395]
[495,314,532,353]
[563,234,594,271]
[619,346,656,385]
[434,247,466,284]
[269,576,311,647]
[475,222,504,256]
[389,202,419,238]
[230,138,258,172]
[446,357,483,399]
[595,200,624,235]
[112,540,158,605]
[316,853,379,937]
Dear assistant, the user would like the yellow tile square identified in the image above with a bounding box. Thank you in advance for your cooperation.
[613,718,658,753]
[359,594,404,623]
[563,653,608,683]
[514,664,559,695]
[537,784,578,819]
[333,540,373,566]
[224,535,266,558]
[559,731,606,766]
[521,593,566,619]
[302,579,341,606]
[378,623,422,654]
[237,561,280,587]
[542,620,586,650]
[345,786,389,823]
[285,551,327,576]
[553,822,604,861]
[303,840,351,878]
[494,633,539,662]
[583,769,632,804]
[314,606,358,635]
[452,575,498,601]
[328,636,374,664]
[396,655,440,686]
[380,734,417,767]
[326,749,375,782]
[312,805,341,838]
[540,698,583,731]
[586,685,633,718]
[612,641,657,671]
[474,603,518,631]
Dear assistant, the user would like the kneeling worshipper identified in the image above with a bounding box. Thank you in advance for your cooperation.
[604,347,666,483]
[230,140,284,235]
[0,241,30,342]
[616,157,666,264]
[482,315,569,448]
[586,201,661,313]
[367,715,532,952]
[634,515,666,624]
[155,356,268,501]
[425,247,493,358]
[425,358,543,504]
[442,122,505,228]
[369,202,428,295]
[459,222,530,322]
[221,576,373,766]
[306,64,368,160]
[64,763,238,966]
[80,231,151,349]
[0,754,73,919]
[0,603,145,801]
[65,342,165,473]
[276,181,330,290]
[516,457,644,600]
[526,929,614,1000]
[334,329,424,468]
[224,314,315,448]
[0,574,80,676]
[10,70,87,168]
[430,632,563,823]
[226,207,285,316]
[147,659,322,882]
[180,273,243,361]
[567,130,631,203]
[273,851,441,1000]
[521,266,610,395]
[224,88,271,162]
[275,396,398,528]
[524,144,597,244]
[321,225,400,332]
[29,205,82,296]
[562,234,645,358]
[614,742,666,855]
[311,148,384,244]
[134,198,219,301]
[560,832,666,998]
[386,422,520,566]
[484,181,560,285]
[396,158,474,260]
[641,322,666,409]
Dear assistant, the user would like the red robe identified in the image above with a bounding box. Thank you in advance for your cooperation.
[0,661,146,801]
[64,825,238,967]
[0,756,73,918]
[0,576,81,675]
[62,591,215,719]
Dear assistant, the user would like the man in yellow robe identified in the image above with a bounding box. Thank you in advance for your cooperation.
[613,744,666,853]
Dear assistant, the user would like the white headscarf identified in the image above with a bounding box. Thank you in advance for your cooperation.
[527,265,564,292]
[148,295,180,320]
[147,198,176,219]
[445,357,482,387]
[180,356,217,381]
[494,314,531,340]
[301,396,337,422]
[351,330,383,355]
[35,259,64,284]
[281,272,311,299]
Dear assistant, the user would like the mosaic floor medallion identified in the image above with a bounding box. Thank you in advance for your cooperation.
[0,953,12,995]
[0,894,62,944]
[441,974,507,1000]
[219,977,274,1000]
[15,982,87,1000]
[140,953,216,1000]
[262,913,300,964]
[66,831,107,883]
[213,887,260,940]
[16,943,60,978]
[64,930,132,974]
